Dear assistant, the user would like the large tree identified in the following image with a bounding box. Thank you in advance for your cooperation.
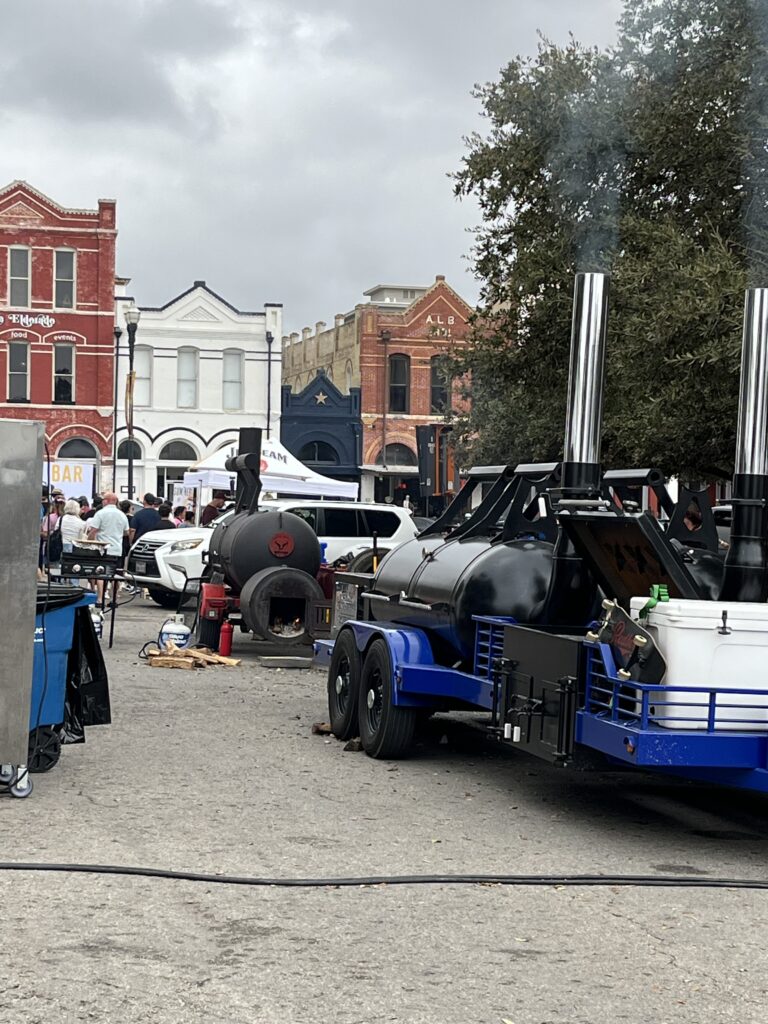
[452,0,768,480]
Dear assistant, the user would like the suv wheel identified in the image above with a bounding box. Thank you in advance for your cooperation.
[148,586,193,610]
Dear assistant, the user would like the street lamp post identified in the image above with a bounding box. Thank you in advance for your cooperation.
[111,324,123,491]
[124,305,141,500]
[266,330,274,439]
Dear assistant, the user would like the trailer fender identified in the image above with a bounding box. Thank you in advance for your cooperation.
[319,621,436,708]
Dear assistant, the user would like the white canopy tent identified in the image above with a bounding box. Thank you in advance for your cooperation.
[183,437,359,500]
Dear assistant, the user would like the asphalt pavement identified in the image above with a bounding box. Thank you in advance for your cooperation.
[1,598,767,1023]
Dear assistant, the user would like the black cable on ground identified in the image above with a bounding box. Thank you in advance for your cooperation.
[0,863,766,890]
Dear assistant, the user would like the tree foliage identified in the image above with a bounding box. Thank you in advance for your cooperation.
[452,0,768,480]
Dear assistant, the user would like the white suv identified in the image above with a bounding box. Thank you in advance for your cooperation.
[126,500,418,607]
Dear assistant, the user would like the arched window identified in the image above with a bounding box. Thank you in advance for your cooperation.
[58,438,98,460]
[298,441,339,466]
[177,347,198,408]
[117,439,143,461]
[375,443,417,466]
[430,355,449,414]
[133,346,152,407]
[345,360,353,392]
[222,349,243,411]
[157,440,197,502]
[159,440,197,462]
[388,354,410,413]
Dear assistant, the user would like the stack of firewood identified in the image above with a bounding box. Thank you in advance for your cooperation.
[146,640,241,671]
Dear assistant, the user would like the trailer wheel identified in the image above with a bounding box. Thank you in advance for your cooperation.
[328,629,361,740]
[358,639,415,759]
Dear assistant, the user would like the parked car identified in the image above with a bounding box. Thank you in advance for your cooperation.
[126,500,419,607]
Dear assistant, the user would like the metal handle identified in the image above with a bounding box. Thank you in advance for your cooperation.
[557,498,611,510]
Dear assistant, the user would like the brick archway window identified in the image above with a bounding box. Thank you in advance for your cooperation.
[58,438,98,459]
[375,443,416,466]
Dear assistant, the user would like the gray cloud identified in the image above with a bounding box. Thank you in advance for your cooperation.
[1,0,623,330]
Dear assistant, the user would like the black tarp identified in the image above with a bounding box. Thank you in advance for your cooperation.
[61,606,111,744]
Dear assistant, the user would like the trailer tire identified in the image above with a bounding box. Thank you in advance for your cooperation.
[358,638,415,759]
[327,629,361,740]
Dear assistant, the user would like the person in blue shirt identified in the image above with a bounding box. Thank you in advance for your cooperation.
[129,493,161,545]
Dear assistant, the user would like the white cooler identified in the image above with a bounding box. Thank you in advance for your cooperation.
[628,597,768,731]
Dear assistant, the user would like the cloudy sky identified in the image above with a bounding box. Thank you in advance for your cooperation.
[2,0,623,332]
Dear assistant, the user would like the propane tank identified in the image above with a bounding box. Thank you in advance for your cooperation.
[218,619,234,657]
[90,607,104,641]
[159,615,191,649]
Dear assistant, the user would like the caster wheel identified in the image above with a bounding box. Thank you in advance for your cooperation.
[0,765,15,785]
[9,775,33,799]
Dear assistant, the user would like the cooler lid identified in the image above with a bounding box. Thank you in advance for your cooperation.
[631,595,768,626]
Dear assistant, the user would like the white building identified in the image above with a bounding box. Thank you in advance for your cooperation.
[114,280,282,501]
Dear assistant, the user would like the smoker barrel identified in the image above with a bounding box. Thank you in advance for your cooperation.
[208,509,321,593]
[720,288,768,602]
[367,272,614,657]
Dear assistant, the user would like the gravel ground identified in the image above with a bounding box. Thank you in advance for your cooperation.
[1,598,768,1023]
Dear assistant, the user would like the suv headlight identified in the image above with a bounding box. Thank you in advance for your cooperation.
[169,538,204,553]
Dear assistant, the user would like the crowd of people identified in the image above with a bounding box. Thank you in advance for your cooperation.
[38,489,215,582]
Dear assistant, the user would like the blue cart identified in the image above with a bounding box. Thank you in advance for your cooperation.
[2,585,101,798]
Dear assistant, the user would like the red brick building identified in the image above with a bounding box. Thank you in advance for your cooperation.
[0,181,117,490]
[282,276,473,506]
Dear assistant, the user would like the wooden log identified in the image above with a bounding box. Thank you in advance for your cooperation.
[149,656,198,670]
[165,640,241,667]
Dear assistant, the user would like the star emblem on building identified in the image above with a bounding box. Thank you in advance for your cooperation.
[315,391,328,405]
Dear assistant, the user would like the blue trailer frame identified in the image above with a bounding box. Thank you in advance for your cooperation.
[315,614,768,794]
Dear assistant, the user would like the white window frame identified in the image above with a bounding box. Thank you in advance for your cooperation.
[222,348,243,411]
[54,249,76,310]
[7,340,29,401]
[133,345,153,408]
[8,247,30,308]
[177,347,199,409]
[52,342,75,404]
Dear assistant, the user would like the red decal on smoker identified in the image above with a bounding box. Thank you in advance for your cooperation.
[260,458,269,473]
[269,532,295,558]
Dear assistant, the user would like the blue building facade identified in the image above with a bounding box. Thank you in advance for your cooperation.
[280,370,362,484]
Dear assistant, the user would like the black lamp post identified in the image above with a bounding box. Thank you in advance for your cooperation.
[266,330,274,438]
[124,304,141,500]
[111,324,123,491]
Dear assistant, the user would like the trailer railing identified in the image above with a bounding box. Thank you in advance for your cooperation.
[585,643,768,732]
[473,615,517,680]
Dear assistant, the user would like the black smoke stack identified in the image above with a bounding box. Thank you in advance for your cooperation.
[719,288,768,602]
[539,272,610,624]
[232,427,263,513]
[562,272,610,494]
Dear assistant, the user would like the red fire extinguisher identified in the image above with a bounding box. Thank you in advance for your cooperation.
[219,619,234,657]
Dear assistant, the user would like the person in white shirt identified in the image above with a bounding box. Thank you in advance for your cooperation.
[87,492,129,600]
[59,499,85,552]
